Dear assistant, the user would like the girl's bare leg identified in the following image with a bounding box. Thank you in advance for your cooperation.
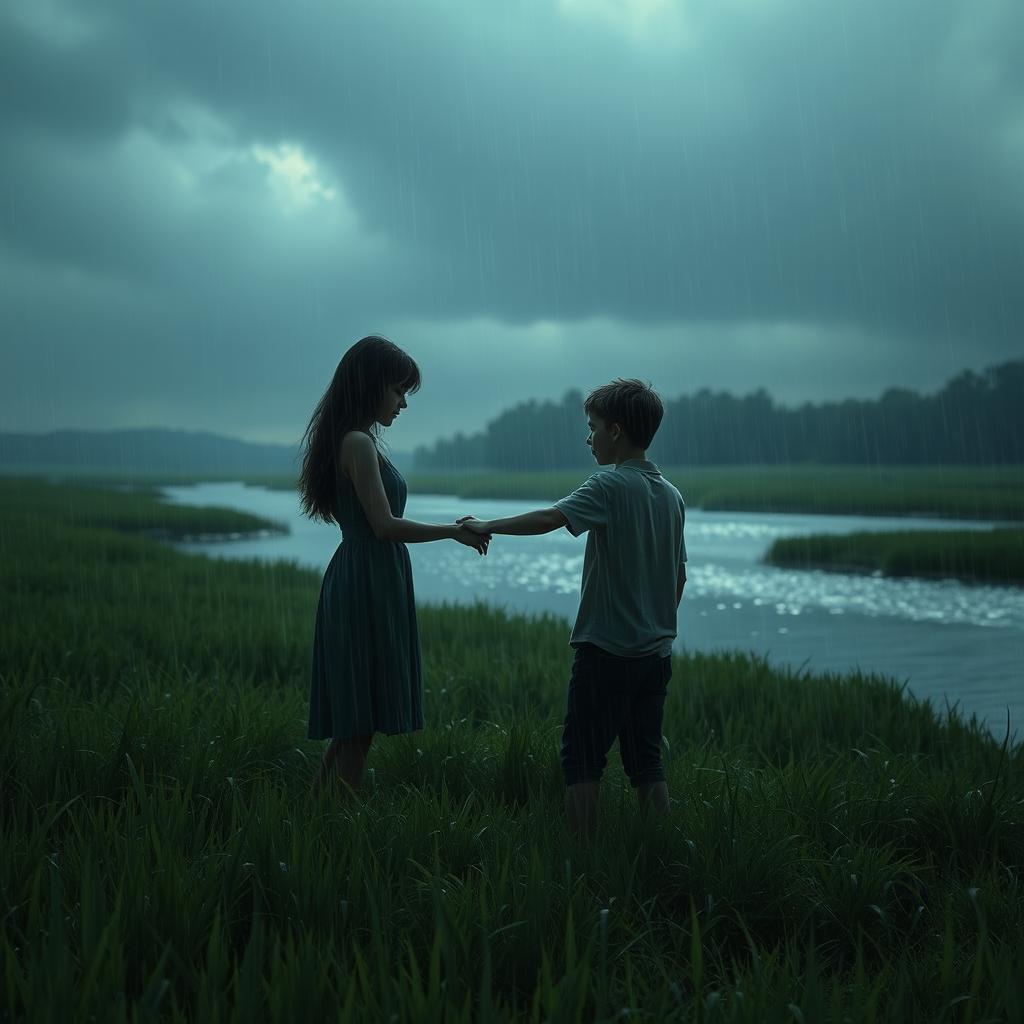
[312,733,373,796]
[311,739,338,795]
[334,733,373,792]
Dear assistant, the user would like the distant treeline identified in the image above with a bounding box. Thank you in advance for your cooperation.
[414,359,1024,470]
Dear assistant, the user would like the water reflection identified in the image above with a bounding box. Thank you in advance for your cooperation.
[691,563,1023,630]
[406,539,1024,630]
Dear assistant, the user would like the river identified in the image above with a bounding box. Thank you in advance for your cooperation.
[163,483,1023,742]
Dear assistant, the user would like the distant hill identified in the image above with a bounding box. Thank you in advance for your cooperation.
[0,428,301,477]
[0,428,414,478]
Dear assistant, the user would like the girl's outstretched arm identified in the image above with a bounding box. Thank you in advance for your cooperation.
[459,508,567,536]
[345,432,488,550]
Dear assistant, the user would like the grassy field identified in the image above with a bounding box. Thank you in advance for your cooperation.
[2,478,1023,1021]
[0,477,286,541]
[386,465,1024,521]
[12,463,1024,520]
[765,528,1024,586]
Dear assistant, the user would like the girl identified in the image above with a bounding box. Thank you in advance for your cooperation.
[299,336,490,795]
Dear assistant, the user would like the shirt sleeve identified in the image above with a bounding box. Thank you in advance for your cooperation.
[554,473,612,537]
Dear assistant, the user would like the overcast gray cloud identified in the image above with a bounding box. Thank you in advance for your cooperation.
[1,0,1022,446]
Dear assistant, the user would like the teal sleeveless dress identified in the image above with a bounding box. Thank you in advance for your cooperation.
[307,454,424,740]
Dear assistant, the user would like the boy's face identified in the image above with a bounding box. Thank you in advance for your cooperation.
[586,412,618,465]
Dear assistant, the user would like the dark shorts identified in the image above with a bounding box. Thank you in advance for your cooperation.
[560,643,672,788]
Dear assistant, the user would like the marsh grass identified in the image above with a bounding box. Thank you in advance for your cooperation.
[764,528,1024,586]
[2,479,1022,1021]
[0,476,285,542]
[20,464,1024,520]
[403,465,1024,522]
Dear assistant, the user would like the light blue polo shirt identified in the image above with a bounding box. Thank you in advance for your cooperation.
[554,459,686,658]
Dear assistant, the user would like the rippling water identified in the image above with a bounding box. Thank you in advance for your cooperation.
[163,483,1023,741]
[687,516,1024,631]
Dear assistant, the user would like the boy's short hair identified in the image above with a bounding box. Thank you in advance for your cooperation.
[584,378,664,449]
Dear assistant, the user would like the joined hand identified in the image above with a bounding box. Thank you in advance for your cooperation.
[456,515,491,535]
[454,516,492,555]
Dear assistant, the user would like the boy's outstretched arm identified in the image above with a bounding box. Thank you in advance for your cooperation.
[458,508,567,536]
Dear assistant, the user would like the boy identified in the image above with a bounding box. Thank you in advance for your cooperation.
[459,378,687,839]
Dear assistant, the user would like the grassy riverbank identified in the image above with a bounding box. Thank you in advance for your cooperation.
[2,479,1022,1021]
[11,464,1024,520]
[401,465,1024,521]
[765,528,1024,586]
[0,476,286,541]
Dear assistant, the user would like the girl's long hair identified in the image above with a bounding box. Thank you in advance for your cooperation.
[298,336,421,523]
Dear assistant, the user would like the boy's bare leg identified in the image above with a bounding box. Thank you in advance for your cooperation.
[636,781,670,816]
[565,781,600,840]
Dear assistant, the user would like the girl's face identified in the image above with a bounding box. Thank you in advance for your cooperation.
[375,383,409,426]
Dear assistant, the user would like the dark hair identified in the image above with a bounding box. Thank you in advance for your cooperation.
[298,335,421,523]
[584,378,664,449]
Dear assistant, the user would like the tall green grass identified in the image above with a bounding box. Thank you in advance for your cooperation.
[2,479,1022,1021]
[765,528,1024,585]
[0,476,285,541]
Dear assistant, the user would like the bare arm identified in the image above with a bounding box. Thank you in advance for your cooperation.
[344,432,473,545]
[462,507,568,536]
[676,565,686,608]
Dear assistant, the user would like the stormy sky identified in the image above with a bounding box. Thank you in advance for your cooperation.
[2,0,1022,449]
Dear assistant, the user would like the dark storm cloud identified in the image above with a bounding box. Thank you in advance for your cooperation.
[0,11,137,145]
[17,0,1017,336]
[1,0,1022,442]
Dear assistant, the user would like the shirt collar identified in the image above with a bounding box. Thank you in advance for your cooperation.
[616,458,659,473]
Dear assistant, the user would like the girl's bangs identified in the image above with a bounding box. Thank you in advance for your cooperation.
[396,355,422,394]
